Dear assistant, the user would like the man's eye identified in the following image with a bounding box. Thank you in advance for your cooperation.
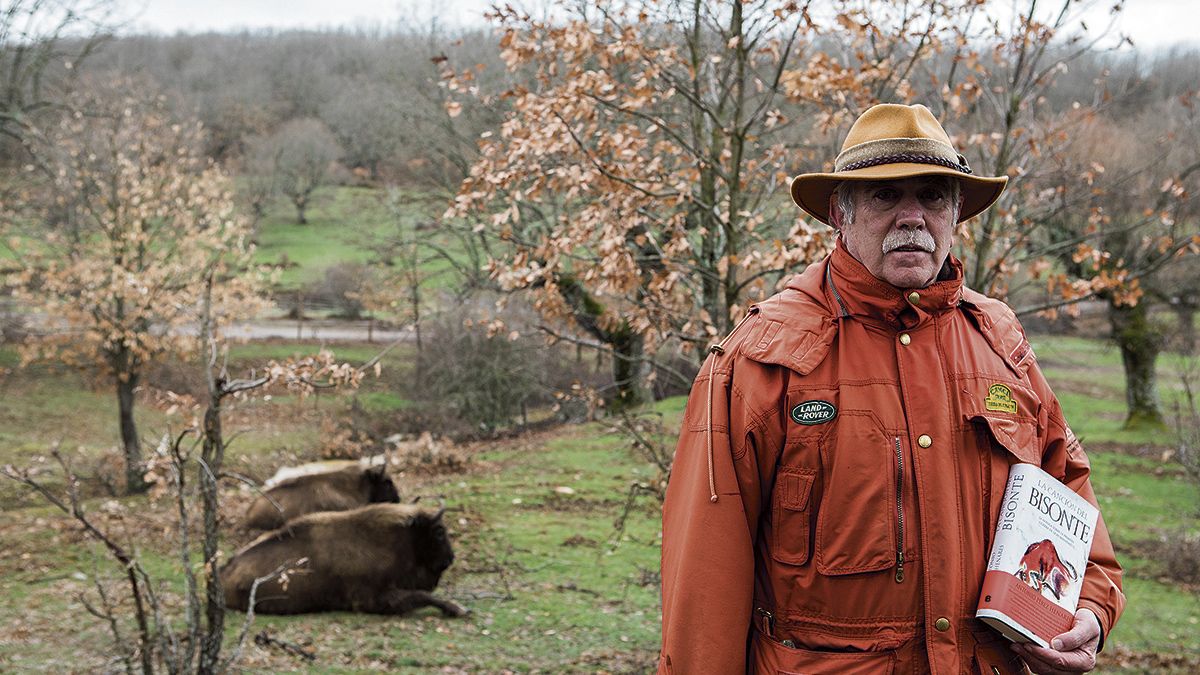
[920,190,946,202]
[874,189,898,201]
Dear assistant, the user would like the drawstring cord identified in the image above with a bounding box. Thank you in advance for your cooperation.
[702,310,756,504]
[705,346,721,503]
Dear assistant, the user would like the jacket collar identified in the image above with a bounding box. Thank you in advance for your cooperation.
[804,243,964,328]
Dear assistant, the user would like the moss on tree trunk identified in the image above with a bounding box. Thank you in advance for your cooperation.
[1109,301,1166,430]
[609,327,649,412]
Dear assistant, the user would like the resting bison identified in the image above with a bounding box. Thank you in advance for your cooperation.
[221,503,466,617]
[242,462,399,531]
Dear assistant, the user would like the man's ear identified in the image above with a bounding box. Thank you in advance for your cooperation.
[828,191,843,231]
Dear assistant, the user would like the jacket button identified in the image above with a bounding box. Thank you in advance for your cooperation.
[934,617,951,632]
[782,639,795,648]
[918,434,932,448]
[907,291,921,304]
[899,333,911,346]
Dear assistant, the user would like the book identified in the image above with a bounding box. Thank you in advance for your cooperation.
[976,462,1099,648]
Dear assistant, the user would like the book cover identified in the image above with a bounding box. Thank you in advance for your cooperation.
[976,462,1099,648]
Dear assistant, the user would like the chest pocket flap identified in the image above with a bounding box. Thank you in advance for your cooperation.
[963,382,1042,465]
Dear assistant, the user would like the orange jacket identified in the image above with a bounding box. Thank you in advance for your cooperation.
[660,246,1124,674]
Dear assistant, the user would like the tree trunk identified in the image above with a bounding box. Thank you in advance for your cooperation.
[293,191,309,224]
[1174,304,1196,354]
[117,374,147,494]
[198,398,224,674]
[198,269,227,674]
[610,328,649,412]
[1109,301,1166,430]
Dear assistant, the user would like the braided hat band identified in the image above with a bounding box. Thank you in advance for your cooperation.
[790,104,1006,225]
[839,152,973,175]
[833,136,973,174]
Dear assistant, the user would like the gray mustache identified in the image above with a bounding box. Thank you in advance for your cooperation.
[882,230,936,254]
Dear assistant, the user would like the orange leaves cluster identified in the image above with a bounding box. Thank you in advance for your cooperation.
[447,0,840,348]
[8,79,267,379]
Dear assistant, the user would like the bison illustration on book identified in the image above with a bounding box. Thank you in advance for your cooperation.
[1014,538,1079,601]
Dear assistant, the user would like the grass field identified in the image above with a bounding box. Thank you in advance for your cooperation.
[0,332,1198,674]
[1,187,1198,672]
[251,186,470,298]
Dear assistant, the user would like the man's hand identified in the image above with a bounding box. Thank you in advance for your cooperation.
[1011,609,1101,674]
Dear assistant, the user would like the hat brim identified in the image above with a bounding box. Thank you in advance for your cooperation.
[790,163,1008,225]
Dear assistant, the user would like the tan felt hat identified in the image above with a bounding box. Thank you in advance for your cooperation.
[790,103,1008,225]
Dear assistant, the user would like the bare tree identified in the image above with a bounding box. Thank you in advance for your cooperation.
[0,0,118,146]
[252,117,343,224]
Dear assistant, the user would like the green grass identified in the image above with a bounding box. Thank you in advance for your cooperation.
[10,179,1192,667]
[252,186,396,287]
[1090,453,1200,538]
[2,333,1199,671]
[251,186,474,299]
[1104,575,1200,653]
[1035,334,1192,446]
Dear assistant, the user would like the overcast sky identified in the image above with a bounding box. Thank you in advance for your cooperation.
[125,0,1198,49]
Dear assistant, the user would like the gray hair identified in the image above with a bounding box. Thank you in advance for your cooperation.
[833,177,961,227]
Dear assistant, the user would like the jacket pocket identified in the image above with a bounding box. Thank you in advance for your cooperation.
[972,633,1030,675]
[751,634,897,675]
[814,410,899,576]
[769,467,817,565]
[970,412,1040,465]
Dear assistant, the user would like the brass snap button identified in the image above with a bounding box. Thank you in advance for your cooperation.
[918,434,932,448]
[899,333,911,346]
[907,291,921,304]
[934,617,950,632]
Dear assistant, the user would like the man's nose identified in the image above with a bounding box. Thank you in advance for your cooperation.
[895,195,925,229]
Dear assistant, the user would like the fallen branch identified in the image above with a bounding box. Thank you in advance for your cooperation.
[221,558,309,670]
[253,630,316,662]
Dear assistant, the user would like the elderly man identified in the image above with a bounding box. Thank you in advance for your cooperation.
[659,104,1124,674]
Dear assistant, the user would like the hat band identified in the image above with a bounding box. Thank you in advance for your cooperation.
[839,152,973,175]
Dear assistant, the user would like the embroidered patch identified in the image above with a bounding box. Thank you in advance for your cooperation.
[985,383,1018,414]
[1064,424,1082,455]
[791,400,837,425]
[1010,338,1034,366]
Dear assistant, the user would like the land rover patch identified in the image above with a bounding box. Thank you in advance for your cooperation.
[985,383,1018,414]
[791,400,836,425]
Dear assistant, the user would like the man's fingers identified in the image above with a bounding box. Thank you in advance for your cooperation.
[1012,621,1100,675]
[1051,625,1088,652]
[1052,609,1101,652]
[1013,643,1095,674]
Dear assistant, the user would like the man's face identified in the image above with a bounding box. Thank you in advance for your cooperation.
[830,177,960,289]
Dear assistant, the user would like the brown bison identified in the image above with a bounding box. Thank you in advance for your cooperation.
[221,503,466,617]
[1015,538,1078,601]
[241,462,400,531]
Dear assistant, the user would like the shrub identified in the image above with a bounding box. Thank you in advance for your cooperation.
[416,316,541,434]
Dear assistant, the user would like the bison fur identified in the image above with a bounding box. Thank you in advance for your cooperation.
[242,462,399,531]
[220,503,466,617]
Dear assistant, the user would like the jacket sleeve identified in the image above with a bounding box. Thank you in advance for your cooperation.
[659,343,775,674]
[1029,362,1126,647]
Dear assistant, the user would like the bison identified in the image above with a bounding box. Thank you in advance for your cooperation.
[221,503,466,617]
[241,461,400,531]
[1015,538,1078,601]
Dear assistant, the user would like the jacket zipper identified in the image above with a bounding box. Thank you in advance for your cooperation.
[894,436,905,583]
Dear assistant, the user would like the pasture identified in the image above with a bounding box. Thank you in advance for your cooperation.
[0,331,1198,673]
[0,187,1197,673]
